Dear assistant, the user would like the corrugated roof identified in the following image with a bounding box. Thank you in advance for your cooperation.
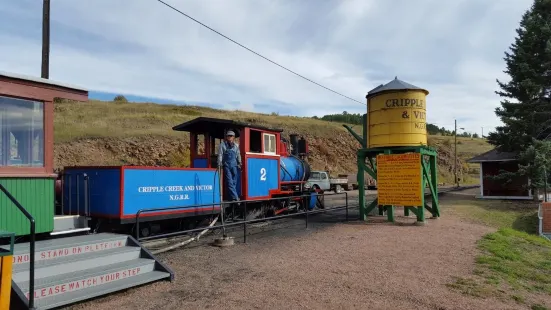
[467,147,518,163]
[366,76,428,99]
[0,71,87,92]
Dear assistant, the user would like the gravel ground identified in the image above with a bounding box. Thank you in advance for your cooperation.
[67,193,525,310]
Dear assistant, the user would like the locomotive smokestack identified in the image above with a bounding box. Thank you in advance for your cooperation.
[289,134,299,156]
[298,136,308,158]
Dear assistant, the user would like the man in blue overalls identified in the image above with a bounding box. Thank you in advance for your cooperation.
[218,130,242,201]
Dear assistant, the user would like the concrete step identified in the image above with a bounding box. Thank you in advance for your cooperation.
[50,227,91,236]
[6,233,128,265]
[52,215,89,234]
[12,246,141,282]
[32,271,170,310]
[9,234,174,309]
[19,258,155,299]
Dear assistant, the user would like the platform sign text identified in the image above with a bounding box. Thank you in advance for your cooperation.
[25,266,142,300]
[12,240,125,265]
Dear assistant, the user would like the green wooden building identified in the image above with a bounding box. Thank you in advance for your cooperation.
[0,71,88,236]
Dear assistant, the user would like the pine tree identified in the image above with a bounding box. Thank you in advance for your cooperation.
[488,0,551,149]
[487,0,551,197]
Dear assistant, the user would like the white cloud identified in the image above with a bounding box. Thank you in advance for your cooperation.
[0,0,533,135]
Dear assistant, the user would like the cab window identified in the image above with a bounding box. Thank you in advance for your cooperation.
[263,133,276,155]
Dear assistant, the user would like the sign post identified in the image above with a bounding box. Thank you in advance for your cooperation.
[0,231,15,309]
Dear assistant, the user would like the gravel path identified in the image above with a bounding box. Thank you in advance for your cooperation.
[68,207,525,310]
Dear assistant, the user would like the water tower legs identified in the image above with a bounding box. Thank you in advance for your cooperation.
[356,146,440,223]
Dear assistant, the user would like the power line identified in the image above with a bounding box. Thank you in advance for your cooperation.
[155,0,365,105]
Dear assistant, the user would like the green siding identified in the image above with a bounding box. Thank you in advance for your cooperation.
[0,178,54,236]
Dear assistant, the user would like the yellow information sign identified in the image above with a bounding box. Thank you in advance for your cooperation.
[376,153,423,206]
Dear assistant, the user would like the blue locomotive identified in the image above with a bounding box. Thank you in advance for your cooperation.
[59,117,323,237]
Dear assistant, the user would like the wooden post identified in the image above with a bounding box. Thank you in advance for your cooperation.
[0,255,13,309]
[42,0,51,79]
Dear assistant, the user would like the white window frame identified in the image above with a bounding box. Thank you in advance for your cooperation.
[263,133,277,155]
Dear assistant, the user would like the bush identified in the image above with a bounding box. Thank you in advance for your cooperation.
[113,95,128,103]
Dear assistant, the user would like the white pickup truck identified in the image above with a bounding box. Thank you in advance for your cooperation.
[305,171,349,193]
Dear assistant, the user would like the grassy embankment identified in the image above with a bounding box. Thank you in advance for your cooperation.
[444,196,551,309]
[53,99,492,182]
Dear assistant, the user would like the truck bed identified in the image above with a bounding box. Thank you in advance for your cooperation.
[330,178,348,184]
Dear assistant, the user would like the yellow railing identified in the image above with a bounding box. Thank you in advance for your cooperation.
[0,254,13,309]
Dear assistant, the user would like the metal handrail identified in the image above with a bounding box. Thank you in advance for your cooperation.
[135,192,348,241]
[0,183,36,309]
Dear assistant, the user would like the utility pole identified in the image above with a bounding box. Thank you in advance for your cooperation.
[481,127,484,138]
[41,0,51,79]
[454,119,457,187]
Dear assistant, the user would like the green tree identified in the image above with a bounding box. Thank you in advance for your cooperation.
[488,0,551,149]
[114,95,128,103]
[487,0,551,198]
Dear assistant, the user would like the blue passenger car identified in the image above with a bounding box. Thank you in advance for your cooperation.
[62,166,221,224]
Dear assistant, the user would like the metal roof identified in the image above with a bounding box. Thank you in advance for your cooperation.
[366,76,428,99]
[0,71,88,92]
[467,147,518,163]
[172,117,283,139]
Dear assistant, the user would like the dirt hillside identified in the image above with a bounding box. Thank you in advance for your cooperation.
[53,100,492,183]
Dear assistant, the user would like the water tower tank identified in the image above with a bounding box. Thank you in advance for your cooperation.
[366,77,429,148]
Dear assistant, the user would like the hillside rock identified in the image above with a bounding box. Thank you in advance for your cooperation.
[54,133,466,179]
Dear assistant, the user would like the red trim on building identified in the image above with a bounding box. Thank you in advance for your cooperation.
[542,202,551,233]
[0,73,88,177]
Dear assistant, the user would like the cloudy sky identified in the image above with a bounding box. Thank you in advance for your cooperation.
[0,0,532,135]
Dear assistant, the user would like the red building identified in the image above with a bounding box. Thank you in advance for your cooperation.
[468,148,532,200]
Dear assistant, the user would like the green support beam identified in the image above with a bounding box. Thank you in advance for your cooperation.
[354,145,440,224]
[343,125,366,148]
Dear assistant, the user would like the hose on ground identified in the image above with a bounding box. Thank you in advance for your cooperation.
[150,215,219,255]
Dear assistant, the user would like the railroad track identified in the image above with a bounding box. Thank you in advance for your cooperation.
[141,185,478,254]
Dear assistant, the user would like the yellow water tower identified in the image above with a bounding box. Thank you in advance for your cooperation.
[366,77,429,148]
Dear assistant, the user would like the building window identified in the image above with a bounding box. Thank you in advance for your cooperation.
[0,96,44,167]
[263,133,276,155]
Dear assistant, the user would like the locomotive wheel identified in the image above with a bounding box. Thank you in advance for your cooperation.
[139,224,151,238]
[132,222,151,238]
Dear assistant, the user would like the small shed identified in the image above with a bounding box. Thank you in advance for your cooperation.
[468,148,532,200]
